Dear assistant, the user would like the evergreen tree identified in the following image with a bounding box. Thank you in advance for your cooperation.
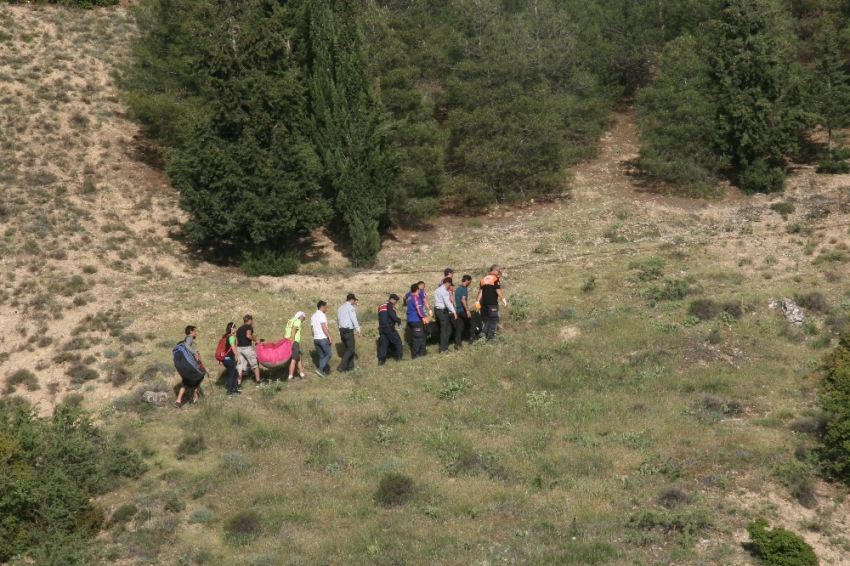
[637,34,728,196]
[811,19,850,150]
[308,0,394,267]
[124,0,328,257]
[708,0,807,193]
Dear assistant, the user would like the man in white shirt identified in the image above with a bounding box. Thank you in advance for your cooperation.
[434,278,457,353]
[337,293,361,373]
[311,301,333,377]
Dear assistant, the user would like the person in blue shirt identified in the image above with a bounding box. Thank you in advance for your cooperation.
[405,283,427,359]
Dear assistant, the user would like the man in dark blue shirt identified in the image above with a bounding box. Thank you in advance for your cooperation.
[377,294,404,365]
[454,275,474,349]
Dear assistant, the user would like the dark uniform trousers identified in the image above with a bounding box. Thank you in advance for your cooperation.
[337,328,356,371]
[378,325,404,362]
[482,304,499,341]
[409,321,427,358]
[455,313,473,347]
[435,308,454,352]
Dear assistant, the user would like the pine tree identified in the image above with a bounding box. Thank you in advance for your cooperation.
[811,20,850,151]
[708,0,807,193]
[307,0,394,267]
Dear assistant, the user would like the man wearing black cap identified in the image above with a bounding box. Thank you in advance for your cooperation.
[337,293,361,373]
[377,294,404,365]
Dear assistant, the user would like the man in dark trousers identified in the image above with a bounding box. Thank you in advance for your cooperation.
[454,275,474,349]
[337,293,361,372]
[433,277,457,353]
[476,264,506,341]
[404,283,428,359]
[377,294,404,365]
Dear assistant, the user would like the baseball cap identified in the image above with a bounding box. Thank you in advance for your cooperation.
[346,293,357,301]
[294,311,306,319]
[389,293,400,301]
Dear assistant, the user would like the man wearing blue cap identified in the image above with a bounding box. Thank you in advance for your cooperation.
[377,293,404,365]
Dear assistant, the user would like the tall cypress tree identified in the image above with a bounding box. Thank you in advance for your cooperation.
[708,0,806,193]
[811,20,850,151]
[308,0,394,267]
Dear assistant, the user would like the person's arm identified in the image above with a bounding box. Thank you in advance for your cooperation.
[461,293,471,317]
[445,289,457,317]
[246,328,259,344]
[475,288,483,303]
[285,322,293,340]
[389,306,401,325]
[321,322,333,344]
[351,307,361,336]
[414,297,426,319]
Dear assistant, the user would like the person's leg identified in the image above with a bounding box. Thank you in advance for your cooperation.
[390,330,404,360]
[412,322,426,358]
[175,385,186,407]
[288,357,296,380]
[455,315,466,349]
[224,358,238,394]
[378,329,389,363]
[315,339,330,374]
[338,330,355,371]
[436,310,448,352]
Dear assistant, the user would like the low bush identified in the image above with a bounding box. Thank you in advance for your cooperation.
[746,517,817,566]
[176,434,206,460]
[769,201,795,219]
[739,159,785,194]
[629,256,666,281]
[0,404,145,562]
[687,299,742,321]
[375,473,415,507]
[224,510,262,545]
[793,292,831,315]
[110,503,138,524]
[240,250,299,277]
[4,369,39,394]
[188,507,214,524]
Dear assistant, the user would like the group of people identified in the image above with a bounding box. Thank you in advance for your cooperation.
[175,265,507,403]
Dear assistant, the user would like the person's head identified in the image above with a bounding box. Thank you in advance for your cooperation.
[461,274,472,287]
[317,300,327,312]
[185,325,196,337]
[389,293,400,304]
[442,277,453,287]
[225,322,237,335]
[346,293,358,304]
[243,314,253,324]
[294,311,306,321]
[417,281,425,290]
[410,283,419,294]
[490,264,502,276]
[444,268,454,277]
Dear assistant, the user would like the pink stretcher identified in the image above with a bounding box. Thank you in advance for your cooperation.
[256,338,293,369]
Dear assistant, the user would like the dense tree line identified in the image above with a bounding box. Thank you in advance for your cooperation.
[121,0,850,268]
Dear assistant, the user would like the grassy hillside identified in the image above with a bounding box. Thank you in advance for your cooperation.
[2,4,850,566]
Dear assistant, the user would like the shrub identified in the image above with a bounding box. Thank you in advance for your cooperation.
[188,507,214,524]
[0,404,145,562]
[110,503,138,524]
[176,434,206,460]
[769,201,795,219]
[375,473,415,507]
[818,332,850,481]
[687,299,742,321]
[746,517,817,566]
[629,256,666,281]
[109,365,131,387]
[240,250,299,277]
[739,160,786,194]
[4,369,39,394]
[793,292,831,315]
[66,363,98,384]
[507,293,529,321]
[224,510,262,545]
[644,278,693,303]
[581,275,596,293]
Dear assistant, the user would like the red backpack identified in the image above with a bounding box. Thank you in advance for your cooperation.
[215,335,232,362]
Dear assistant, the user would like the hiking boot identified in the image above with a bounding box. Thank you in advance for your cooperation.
[255,380,266,387]
[378,359,386,366]
[315,369,326,377]
[173,401,182,409]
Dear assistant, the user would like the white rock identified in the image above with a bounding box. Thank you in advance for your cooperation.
[142,391,170,406]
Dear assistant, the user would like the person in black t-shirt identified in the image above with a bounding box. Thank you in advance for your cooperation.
[236,314,263,388]
[475,264,506,341]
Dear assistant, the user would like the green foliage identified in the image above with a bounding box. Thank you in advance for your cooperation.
[0,404,145,562]
[224,510,262,545]
[375,472,415,507]
[240,250,300,277]
[308,0,394,267]
[626,507,712,543]
[746,517,818,566]
[1,0,118,6]
[817,147,850,174]
[175,433,206,460]
[739,159,786,194]
[124,0,329,252]
[581,275,597,293]
[188,507,214,524]
[818,332,850,481]
[110,503,138,524]
[4,369,39,394]
[629,256,666,281]
[810,19,850,151]
[637,34,728,195]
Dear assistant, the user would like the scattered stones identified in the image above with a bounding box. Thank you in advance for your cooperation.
[142,391,169,406]
[769,298,804,325]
